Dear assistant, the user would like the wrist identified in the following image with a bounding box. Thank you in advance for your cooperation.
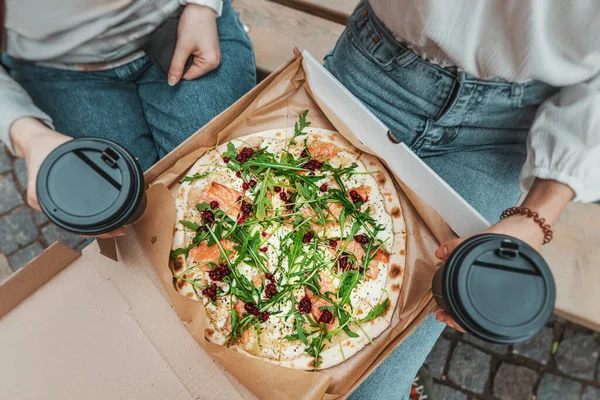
[10,117,56,158]
[520,178,574,225]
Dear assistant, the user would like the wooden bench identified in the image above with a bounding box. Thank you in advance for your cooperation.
[233,0,358,77]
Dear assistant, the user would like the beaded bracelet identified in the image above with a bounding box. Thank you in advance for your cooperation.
[500,207,554,245]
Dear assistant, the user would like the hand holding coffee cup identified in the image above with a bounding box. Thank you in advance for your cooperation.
[10,119,135,238]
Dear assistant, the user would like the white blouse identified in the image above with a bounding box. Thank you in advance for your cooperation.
[370,0,600,202]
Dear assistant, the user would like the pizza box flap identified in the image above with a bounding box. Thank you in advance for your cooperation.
[0,235,252,400]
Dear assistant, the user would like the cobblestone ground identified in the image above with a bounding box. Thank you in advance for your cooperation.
[431,320,600,400]
[2,143,599,399]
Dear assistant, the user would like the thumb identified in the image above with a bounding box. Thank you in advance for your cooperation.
[435,236,468,261]
[168,40,193,86]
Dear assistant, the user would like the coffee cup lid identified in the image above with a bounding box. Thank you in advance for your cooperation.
[36,138,144,235]
[444,234,555,343]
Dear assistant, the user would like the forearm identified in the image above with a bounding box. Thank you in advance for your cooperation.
[10,117,56,158]
[521,178,575,225]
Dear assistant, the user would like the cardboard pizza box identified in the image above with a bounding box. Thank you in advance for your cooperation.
[1,51,598,400]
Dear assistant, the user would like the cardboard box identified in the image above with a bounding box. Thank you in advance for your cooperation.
[1,51,598,400]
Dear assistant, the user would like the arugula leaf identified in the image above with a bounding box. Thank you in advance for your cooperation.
[169,247,189,259]
[223,142,237,160]
[180,171,210,184]
[295,314,309,345]
[359,298,390,323]
[337,271,358,305]
[179,220,200,230]
[289,110,311,145]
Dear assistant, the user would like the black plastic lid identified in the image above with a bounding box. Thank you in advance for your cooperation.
[443,234,555,344]
[36,138,145,235]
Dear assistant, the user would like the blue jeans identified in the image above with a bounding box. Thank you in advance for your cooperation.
[2,0,255,171]
[324,2,558,399]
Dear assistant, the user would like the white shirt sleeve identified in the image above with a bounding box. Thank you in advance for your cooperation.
[520,72,600,203]
[0,67,54,154]
[179,0,223,17]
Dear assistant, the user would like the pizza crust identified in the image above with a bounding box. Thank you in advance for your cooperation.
[170,127,406,370]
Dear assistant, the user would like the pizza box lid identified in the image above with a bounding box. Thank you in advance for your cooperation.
[1,52,598,400]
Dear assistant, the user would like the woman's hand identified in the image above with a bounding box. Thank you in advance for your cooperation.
[168,4,221,86]
[433,178,575,330]
[11,117,72,210]
[10,117,126,239]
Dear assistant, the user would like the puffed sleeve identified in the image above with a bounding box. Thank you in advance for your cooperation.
[520,72,600,202]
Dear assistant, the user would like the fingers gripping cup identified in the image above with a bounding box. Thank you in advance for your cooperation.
[432,234,555,344]
[36,138,146,236]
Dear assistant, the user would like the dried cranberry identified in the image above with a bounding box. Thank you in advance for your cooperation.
[236,147,254,163]
[210,201,219,209]
[300,149,308,158]
[274,186,282,193]
[209,263,231,281]
[329,239,338,248]
[338,255,352,272]
[240,201,253,215]
[244,302,260,316]
[260,246,268,252]
[265,273,275,281]
[261,231,268,237]
[201,210,215,225]
[237,215,248,224]
[201,283,218,302]
[279,191,288,202]
[236,195,242,202]
[260,311,270,322]
[302,231,314,244]
[264,283,278,298]
[222,156,230,163]
[319,183,329,192]
[318,309,334,324]
[354,234,369,244]
[248,179,257,188]
[236,171,242,178]
[242,182,249,190]
[349,190,364,203]
[298,296,312,313]
[302,159,323,171]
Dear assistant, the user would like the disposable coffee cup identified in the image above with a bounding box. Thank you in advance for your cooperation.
[432,234,555,344]
[36,138,146,236]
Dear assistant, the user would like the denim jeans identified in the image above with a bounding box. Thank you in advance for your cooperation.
[2,0,255,171]
[324,2,558,399]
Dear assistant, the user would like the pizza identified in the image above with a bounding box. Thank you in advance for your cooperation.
[170,111,406,370]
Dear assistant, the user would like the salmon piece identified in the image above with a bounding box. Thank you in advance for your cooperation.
[301,202,343,233]
[343,240,388,280]
[197,182,242,218]
[327,203,343,219]
[189,240,235,266]
[252,273,264,288]
[348,186,371,202]
[305,271,338,328]
[225,300,249,345]
[308,142,340,160]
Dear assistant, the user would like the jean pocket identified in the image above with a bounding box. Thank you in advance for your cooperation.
[347,5,417,71]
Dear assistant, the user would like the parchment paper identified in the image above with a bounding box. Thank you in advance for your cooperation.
[135,52,457,400]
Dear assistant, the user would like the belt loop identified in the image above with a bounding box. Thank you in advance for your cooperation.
[511,83,524,108]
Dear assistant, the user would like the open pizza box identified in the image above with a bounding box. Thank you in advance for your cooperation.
[1,51,598,400]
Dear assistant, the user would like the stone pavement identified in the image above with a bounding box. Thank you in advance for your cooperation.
[1,143,599,399]
[428,320,600,399]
